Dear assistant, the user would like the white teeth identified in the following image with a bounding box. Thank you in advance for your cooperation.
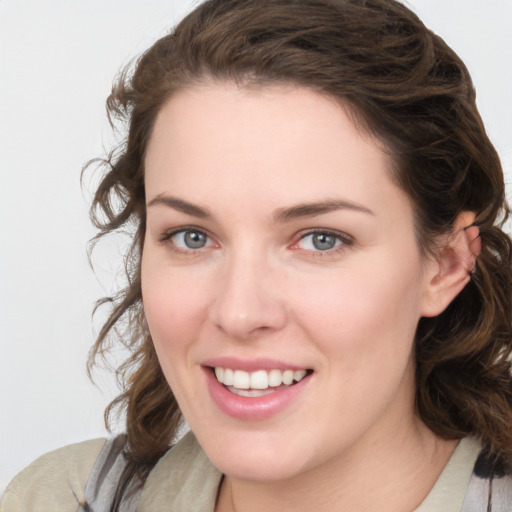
[282,370,294,385]
[214,367,309,390]
[268,369,282,387]
[224,368,234,386]
[294,369,307,381]
[250,370,268,389]
[229,387,276,397]
[233,370,250,389]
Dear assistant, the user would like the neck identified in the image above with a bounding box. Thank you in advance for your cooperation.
[216,420,457,512]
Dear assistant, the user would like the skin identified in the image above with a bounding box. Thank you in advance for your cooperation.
[141,83,472,511]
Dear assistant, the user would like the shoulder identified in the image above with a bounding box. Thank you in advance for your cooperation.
[463,446,512,510]
[416,437,481,512]
[417,437,512,512]
[1,438,106,512]
[138,431,223,510]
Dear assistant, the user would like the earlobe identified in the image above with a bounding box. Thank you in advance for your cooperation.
[421,212,481,318]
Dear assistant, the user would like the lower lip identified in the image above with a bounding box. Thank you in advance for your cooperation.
[204,368,311,421]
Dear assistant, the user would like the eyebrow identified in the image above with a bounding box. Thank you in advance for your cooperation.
[273,199,374,223]
[147,195,212,218]
[147,194,374,222]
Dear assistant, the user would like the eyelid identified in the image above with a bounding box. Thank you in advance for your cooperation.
[290,228,354,252]
[159,225,209,242]
[159,225,218,252]
[158,226,352,255]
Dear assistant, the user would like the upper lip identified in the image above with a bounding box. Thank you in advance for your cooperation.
[202,357,310,372]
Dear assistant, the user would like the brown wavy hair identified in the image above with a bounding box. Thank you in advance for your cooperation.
[86,0,512,501]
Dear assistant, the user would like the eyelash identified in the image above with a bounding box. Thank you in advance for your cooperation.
[159,226,214,255]
[158,227,353,257]
[292,229,354,256]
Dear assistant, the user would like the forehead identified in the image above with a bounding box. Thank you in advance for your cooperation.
[144,82,410,222]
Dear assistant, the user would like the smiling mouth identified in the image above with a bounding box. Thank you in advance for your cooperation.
[211,367,313,397]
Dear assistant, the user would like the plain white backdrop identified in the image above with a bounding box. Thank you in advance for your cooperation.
[1,0,511,494]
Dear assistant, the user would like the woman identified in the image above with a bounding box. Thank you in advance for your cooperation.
[3,0,512,510]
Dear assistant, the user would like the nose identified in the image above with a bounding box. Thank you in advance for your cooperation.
[208,249,288,340]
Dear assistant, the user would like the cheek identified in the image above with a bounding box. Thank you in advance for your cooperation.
[141,260,209,359]
[294,262,424,425]
[291,259,425,366]
[141,265,212,414]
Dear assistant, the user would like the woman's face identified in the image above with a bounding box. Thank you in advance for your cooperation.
[142,83,439,481]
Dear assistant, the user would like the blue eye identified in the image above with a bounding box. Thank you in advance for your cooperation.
[297,231,347,251]
[167,229,211,250]
[184,231,207,249]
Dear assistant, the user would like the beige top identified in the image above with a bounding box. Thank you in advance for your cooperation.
[1,433,481,512]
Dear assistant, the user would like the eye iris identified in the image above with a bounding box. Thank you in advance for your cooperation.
[312,233,336,250]
[184,231,207,249]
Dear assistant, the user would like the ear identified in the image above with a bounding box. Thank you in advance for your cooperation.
[421,211,481,318]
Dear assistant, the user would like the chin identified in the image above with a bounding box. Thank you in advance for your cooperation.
[197,427,313,482]
[214,454,305,483]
